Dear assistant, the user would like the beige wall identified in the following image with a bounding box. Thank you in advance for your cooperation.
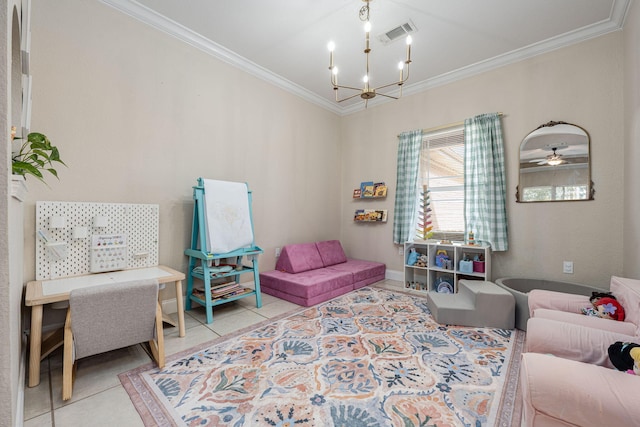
[24,3,635,299]
[341,32,625,287]
[25,0,342,295]
[624,0,640,278]
[2,1,25,425]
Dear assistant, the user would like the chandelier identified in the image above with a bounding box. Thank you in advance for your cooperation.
[328,0,412,106]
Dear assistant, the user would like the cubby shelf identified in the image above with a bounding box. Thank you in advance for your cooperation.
[403,241,491,293]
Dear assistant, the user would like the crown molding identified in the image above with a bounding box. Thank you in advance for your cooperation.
[99,0,343,115]
[101,0,630,117]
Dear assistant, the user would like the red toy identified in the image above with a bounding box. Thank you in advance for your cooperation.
[593,296,625,321]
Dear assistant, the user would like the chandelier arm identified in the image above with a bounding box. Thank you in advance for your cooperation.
[376,92,399,100]
[333,84,366,92]
[373,81,406,92]
[335,92,366,103]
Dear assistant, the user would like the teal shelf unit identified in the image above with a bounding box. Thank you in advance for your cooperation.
[184,178,263,324]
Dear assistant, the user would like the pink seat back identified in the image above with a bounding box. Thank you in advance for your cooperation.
[316,240,347,267]
[610,276,640,334]
[275,242,324,273]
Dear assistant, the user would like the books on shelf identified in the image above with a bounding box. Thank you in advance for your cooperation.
[355,181,387,198]
[354,209,388,222]
[373,183,387,197]
[360,181,375,197]
[192,283,253,301]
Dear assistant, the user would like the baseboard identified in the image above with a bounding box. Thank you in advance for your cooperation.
[385,269,403,282]
[16,333,26,427]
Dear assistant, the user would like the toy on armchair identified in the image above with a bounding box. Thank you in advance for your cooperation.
[608,341,640,375]
[581,292,626,321]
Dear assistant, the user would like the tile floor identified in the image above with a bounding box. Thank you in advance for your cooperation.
[23,279,403,426]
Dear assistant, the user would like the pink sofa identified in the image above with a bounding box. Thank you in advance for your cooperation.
[520,276,640,426]
[259,240,385,306]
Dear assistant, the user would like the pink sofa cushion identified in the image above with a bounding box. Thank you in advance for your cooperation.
[526,317,636,368]
[275,243,324,274]
[532,308,637,336]
[326,259,385,283]
[315,240,347,267]
[260,269,353,299]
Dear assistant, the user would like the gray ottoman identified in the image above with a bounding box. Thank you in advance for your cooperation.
[427,280,515,329]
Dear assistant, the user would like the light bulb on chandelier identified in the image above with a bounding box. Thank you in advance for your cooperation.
[327,0,413,107]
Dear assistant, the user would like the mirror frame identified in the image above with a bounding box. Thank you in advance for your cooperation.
[516,120,595,203]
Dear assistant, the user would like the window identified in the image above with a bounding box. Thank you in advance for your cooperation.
[521,185,588,201]
[417,126,465,240]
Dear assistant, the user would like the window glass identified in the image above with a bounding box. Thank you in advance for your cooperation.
[418,127,465,236]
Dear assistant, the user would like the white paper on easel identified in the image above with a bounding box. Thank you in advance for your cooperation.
[202,179,254,254]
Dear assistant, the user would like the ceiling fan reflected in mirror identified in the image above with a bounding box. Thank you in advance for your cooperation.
[529,147,567,166]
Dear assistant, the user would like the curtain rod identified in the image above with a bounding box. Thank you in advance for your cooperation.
[400,112,504,137]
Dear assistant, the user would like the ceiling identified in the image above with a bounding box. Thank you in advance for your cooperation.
[100,0,630,115]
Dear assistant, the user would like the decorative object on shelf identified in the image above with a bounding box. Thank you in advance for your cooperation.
[416,185,433,240]
[354,209,387,222]
[326,0,413,107]
[436,280,454,294]
[459,253,473,273]
[405,281,426,291]
[473,254,485,273]
[435,274,454,293]
[353,188,362,198]
[435,249,451,269]
[414,254,428,267]
[406,248,417,266]
[11,130,66,185]
[468,230,475,245]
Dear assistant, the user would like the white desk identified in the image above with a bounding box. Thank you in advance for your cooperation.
[25,265,185,387]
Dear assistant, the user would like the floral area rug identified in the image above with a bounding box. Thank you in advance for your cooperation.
[120,286,524,426]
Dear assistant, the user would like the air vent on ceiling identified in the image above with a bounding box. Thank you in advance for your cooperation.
[377,20,417,45]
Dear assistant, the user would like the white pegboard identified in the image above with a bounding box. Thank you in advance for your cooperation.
[35,201,159,280]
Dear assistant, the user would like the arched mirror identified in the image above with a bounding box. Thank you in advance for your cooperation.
[516,121,594,202]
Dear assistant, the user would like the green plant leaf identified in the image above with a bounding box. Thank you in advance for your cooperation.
[13,161,43,178]
[28,133,46,144]
[12,132,66,185]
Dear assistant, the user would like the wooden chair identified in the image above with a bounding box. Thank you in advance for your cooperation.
[62,279,164,401]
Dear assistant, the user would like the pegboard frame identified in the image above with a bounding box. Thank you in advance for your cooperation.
[35,201,159,280]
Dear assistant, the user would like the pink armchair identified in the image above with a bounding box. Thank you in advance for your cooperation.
[525,276,640,366]
[520,276,640,426]
[520,352,640,426]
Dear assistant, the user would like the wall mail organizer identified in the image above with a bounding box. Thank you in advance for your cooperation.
[35,201,159,280]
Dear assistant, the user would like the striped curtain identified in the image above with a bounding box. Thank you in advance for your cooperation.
[393,130,423,244]
[464,113,508,251]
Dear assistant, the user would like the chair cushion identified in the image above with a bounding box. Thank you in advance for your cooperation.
[275,242,324,273]
[70,279,159,359]
[315,240,347,267]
